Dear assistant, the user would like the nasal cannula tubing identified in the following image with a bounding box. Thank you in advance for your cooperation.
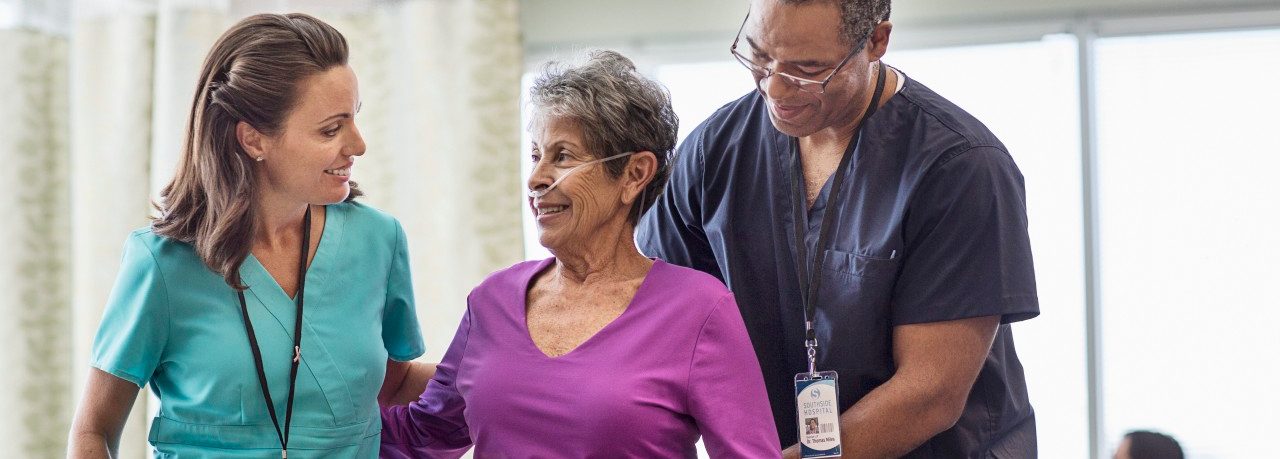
[524,152,634,198]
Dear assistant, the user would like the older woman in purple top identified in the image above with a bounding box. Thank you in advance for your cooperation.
[378,50,781,458]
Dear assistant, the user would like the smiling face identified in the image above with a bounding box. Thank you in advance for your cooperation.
[526,112,635,254]
[252,65,365,206]
[742,0,883,138]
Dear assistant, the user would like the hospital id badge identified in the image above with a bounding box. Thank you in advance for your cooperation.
[795,371,842,458]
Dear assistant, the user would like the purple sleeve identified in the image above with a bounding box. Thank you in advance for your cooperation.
[380,306,473,458]
[687,293,782,458]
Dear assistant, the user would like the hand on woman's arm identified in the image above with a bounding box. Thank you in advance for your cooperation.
[68,368,142,459]
[379,360,437,406]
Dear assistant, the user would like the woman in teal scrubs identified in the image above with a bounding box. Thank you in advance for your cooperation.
[67,14,424,458]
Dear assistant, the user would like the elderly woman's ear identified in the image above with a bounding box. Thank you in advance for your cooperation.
[622,150,659,204]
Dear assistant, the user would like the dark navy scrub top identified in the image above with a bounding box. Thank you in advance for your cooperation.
[637,73,1040,457]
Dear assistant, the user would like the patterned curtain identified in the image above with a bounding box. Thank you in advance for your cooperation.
[1,0,524,456]
[0,27,72,458]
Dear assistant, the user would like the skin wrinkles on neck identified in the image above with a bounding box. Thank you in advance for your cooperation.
[523,109,661,359]
[546,214,652,290]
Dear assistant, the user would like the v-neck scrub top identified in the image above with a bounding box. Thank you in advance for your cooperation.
[90,202,425,458]
[380,258,781,458]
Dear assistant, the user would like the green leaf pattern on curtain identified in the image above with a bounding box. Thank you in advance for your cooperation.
[467,0,524,266]
[0,29,72,459]
[321,0,525,359]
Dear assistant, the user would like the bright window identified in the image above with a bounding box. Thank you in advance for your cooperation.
[889,35,1089,459]
[0,1,16,28]
[1095,28,1280,458]
[655,60,756,143]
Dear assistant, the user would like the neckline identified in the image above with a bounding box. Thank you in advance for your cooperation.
[243,204,340,305]
[891,65,907,93]
[518,257,661,360]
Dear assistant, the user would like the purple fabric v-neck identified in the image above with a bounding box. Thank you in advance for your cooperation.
[381,258,780,458]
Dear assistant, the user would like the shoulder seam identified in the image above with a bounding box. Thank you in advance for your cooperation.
[933,144,1010,171]
[385,219,405,289]
[696,130,708,204]
[130,232,171,370]
[896,90,1008,158]
[684,291,735,411]
[455,296,476,385]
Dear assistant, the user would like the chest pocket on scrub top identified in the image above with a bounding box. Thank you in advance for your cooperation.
[813,249,901,391]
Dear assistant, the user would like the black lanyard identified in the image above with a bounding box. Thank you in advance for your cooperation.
[789,62,887,376]
[237,206,310,459]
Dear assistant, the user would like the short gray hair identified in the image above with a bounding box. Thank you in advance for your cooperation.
[529,49,678,225]
[781,0,891,49]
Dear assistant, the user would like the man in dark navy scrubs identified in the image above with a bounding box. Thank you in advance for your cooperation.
[637,0,1040,457]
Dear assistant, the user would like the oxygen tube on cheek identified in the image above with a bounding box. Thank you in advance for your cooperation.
[527,151,635,198]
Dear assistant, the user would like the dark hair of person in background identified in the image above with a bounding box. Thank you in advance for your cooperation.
[152,13,362,289]
[1123,430,1185,459]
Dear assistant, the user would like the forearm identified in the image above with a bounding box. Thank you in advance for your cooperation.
[783,317,1000,458]
[783,378,959,459]
[842,376,964,457]
[69,368,139,459]
[380,360,437,406]
[394,362,435,403]
[67,431,116,459]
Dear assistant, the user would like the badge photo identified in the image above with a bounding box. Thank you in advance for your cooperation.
[795,370,842,458]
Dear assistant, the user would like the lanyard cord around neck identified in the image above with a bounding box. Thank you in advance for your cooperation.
[237,205,310,459]
[789,62,887,377]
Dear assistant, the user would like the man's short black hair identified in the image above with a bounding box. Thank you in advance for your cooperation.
[780,0,892,49]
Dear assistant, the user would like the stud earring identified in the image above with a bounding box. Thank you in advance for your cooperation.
[255,156,264,162]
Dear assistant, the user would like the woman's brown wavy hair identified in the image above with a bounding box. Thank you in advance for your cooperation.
[152,13,361,289]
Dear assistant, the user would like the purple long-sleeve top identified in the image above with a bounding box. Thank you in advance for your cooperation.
[381,258,781,458]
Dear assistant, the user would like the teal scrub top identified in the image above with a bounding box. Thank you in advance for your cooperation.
[91,202,425,458]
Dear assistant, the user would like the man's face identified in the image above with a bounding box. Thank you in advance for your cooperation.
[739,0,880,138]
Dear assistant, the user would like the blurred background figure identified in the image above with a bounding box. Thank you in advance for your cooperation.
[1114,430,1185,459]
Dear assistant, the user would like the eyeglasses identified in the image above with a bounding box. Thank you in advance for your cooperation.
[729,10,861,94]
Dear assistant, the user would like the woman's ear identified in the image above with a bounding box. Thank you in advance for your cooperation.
[622,151,658,205]
[236,121,269,162]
